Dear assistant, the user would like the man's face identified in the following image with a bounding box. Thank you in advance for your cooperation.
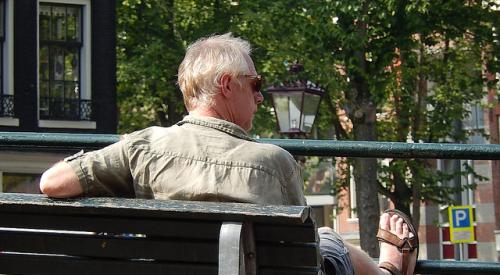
[228,55,264,131]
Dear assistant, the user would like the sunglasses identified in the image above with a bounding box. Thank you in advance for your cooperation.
[241,75,263,93]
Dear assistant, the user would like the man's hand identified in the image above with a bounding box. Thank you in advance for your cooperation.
[39,162,83,198]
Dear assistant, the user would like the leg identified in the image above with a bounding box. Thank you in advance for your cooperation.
[343,241,386,275]
[318,211,416,275]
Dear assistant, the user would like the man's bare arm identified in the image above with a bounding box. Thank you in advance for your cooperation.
[39,162,83,198]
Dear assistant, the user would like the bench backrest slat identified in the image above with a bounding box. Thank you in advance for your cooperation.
[0,253,218,275]
[0,213,222,239]
[0,230,219,262]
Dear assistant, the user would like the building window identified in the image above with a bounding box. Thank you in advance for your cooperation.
[0,0,4,97]
[0,0,13,118]
[39,1,91,121]
[463,103,484,131]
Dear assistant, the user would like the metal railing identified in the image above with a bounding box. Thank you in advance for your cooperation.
[0,94,14,117]
[0,132,499,159]
[0,131,499,274]
[39,97,93,121]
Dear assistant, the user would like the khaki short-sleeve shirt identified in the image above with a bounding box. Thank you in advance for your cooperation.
[66,115,306,206]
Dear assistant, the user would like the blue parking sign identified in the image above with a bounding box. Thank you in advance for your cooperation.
[448,205,475,243]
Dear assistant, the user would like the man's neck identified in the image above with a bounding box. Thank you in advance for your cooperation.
[189,107,223,120]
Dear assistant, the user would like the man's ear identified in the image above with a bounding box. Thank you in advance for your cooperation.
[219,74,233,98]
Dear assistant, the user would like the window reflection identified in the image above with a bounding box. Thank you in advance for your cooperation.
[2,173,42,194]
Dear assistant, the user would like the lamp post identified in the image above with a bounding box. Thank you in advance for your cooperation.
[266,63,324,138]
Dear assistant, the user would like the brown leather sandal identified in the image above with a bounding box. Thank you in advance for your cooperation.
[376,209,419,275]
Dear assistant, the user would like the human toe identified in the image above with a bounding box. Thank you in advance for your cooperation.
[380,213,390,230]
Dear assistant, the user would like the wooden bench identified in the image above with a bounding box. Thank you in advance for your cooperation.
[0,193,321,275]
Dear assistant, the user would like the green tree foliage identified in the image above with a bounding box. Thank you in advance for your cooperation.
[116,0,499,256]
[236,0,498,256]
[116,0,239,132]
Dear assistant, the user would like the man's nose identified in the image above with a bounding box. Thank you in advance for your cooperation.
[255,91,264,104]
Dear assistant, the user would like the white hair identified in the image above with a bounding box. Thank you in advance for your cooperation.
[177,33,252,109]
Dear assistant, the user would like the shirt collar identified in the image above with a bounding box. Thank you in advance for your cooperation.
[177,115,255,141]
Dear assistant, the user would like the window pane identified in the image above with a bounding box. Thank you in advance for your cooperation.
[65,48,79,81]
[67,6,81,42]
[40,81,50,117]
[40,46,50,80]
[40,80,49,98]
[65,82,77,99]
[39,5,51,40]
[2,173,42,194]
[65,82,78,118]
[51,82,64,116]
[52,47,65,81]
[52,81,63,99]
[52,6,66,41]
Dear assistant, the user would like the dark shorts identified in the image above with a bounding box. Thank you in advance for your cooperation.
[318,227,355,275]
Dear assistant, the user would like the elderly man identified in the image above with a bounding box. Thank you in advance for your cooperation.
[40,33,417,275]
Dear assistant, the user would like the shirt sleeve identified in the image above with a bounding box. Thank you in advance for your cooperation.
[65,139,134,197]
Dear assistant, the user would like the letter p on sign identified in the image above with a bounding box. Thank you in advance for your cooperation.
[452,209,470,227]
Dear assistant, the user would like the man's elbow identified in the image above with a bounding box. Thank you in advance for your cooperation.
[39,170,63,197]
[39,163,82,198]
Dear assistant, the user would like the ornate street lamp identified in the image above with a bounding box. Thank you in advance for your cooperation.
[266,63,324,137]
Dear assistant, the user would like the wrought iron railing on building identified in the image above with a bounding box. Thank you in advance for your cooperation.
[0,132,499,274]
[0,94,14,117]
[39,97,92,121]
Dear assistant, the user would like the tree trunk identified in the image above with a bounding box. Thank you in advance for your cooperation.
[353,122,380,257]
[352,99,380,257]
[347,5,381,256]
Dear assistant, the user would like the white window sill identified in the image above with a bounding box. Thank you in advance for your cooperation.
[305,195,335,206]
[0,117,20,127]
[39,120,96,129]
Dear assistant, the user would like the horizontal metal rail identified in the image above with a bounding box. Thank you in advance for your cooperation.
[0,132,499,159]
[416,260,500,274]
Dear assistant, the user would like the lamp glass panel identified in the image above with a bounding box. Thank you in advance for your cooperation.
[272,91,304,132]
[288,92,303,131]
[300,93,321,133]
[272,93,290,132]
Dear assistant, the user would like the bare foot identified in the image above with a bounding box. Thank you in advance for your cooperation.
[378,212,413,275]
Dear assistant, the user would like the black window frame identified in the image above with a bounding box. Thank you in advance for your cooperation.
[39,2,91,121]
[0,0,4,96]
[0,0,13,118]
